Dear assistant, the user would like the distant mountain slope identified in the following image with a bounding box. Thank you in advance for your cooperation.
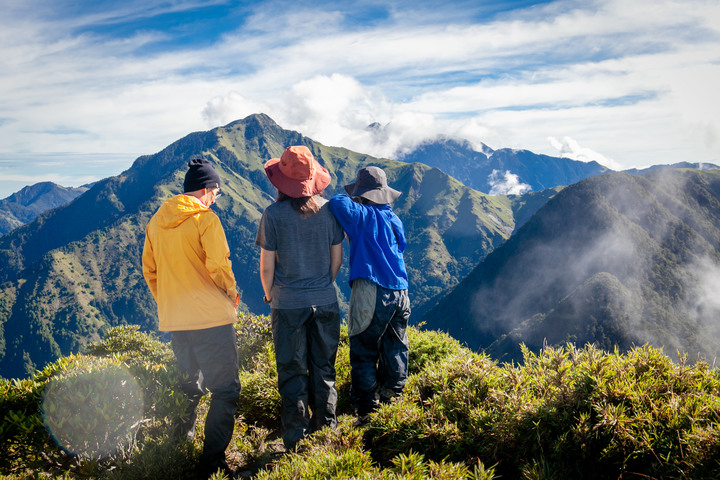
[397,137,610,194]
[624,162,720,175]
[422,169,720,362]
[0,182,89,235]
[0,114,529,379]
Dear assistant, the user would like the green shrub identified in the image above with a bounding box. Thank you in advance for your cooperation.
[364,343,720,479]
[0,326,192,478]
[238,342,281,430]
[83,325,173,365]
[235,313,273,371]
[42,357,145,459]
[4,318,720,480]
[253,417,495,479]
[407,325,467,375]
[0,376,50,472]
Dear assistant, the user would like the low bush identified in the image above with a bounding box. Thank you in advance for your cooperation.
[3,317,720,480]
[365,343,720,479]
[0,326,189,478]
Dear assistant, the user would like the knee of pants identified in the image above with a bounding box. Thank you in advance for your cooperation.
[210,383,241,406]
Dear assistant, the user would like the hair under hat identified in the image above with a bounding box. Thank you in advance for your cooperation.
[184,158,221,193]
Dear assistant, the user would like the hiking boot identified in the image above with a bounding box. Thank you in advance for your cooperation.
[353,414,372,427]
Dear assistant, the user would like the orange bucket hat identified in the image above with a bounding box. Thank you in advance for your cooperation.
[264,145,331,198]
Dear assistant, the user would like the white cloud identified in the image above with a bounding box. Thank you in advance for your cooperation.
[0,0,719,197]
[488,170,532,196]
[202,92,269,128]
[281,74,382,146]
[547,136,622,170]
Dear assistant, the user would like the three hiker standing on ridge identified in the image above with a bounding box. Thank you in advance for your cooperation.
[141,148,411,476]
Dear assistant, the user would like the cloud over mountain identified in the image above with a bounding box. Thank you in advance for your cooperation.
[1,0,719,198]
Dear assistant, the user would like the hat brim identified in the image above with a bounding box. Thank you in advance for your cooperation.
[344,182,401,204]
[265,158,331,198]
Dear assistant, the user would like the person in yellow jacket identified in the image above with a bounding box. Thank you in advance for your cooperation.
[142,158,241,479]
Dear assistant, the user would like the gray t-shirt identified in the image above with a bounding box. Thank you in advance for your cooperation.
[255,196,344,309]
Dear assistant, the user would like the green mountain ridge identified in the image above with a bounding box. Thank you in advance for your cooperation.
[398,136,610,193]
[0,182,89,235]
[0,114,533,379]
[422,169,720,362]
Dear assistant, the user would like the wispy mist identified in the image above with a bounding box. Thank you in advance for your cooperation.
[468,170,720,361]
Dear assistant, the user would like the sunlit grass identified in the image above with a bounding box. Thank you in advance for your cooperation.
[2,315,720,479]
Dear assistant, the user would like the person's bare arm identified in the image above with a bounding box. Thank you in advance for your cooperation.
[330,243,343,281]
[259,248,276,302]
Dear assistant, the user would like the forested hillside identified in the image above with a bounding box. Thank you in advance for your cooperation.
[423,169,720,362]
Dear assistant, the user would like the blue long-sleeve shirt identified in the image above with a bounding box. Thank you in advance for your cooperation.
[328,194,409,290]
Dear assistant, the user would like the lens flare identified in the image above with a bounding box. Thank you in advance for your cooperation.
[42,364,145,459]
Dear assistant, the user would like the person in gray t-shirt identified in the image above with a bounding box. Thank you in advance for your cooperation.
[255,145,344,451]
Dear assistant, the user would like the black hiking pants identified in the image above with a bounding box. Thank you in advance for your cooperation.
[271,302,341,450]
[171,323,241,474]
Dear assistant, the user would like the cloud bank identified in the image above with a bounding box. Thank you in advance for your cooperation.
[0,0,719,196]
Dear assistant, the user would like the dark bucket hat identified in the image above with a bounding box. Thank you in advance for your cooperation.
[344,166,401,204]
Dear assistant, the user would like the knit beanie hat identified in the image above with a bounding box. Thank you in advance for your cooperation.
[183,158,221,192]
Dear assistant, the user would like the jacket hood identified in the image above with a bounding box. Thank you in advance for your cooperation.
[154,194,211,229]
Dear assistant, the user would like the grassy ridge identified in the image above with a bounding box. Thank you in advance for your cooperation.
[2,315,719,479]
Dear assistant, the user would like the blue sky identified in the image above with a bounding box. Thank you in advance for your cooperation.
[1,0,719,198]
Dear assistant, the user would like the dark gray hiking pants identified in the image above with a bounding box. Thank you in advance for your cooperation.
[171,323,241,472]
[350,286,410,416]
[271,303,340,450]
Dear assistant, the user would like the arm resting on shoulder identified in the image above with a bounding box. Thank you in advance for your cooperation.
[330,243,343,281]
[259,248,276,301]
[329,194,361,236]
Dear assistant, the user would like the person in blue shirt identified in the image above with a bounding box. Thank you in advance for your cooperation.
[329,166,410,424]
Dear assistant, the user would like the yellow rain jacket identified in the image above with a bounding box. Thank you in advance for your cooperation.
[142,194,239,331]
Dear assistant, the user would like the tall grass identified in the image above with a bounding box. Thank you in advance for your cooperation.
[1,316,719,479]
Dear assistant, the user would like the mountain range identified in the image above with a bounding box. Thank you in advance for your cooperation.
[0,182,89,235]
[398,136,610,194]
[423,168,720,362]
[3,140,715,237]
[0,114,557,379]
[2,113,719,379]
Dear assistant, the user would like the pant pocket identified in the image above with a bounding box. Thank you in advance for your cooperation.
[348,279,377,336]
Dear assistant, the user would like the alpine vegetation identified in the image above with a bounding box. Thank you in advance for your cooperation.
[2,315,720,479]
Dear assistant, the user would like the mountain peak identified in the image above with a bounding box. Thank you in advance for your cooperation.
[224,113,279,130]
[4,181,60,203]
[0,182,89,235]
